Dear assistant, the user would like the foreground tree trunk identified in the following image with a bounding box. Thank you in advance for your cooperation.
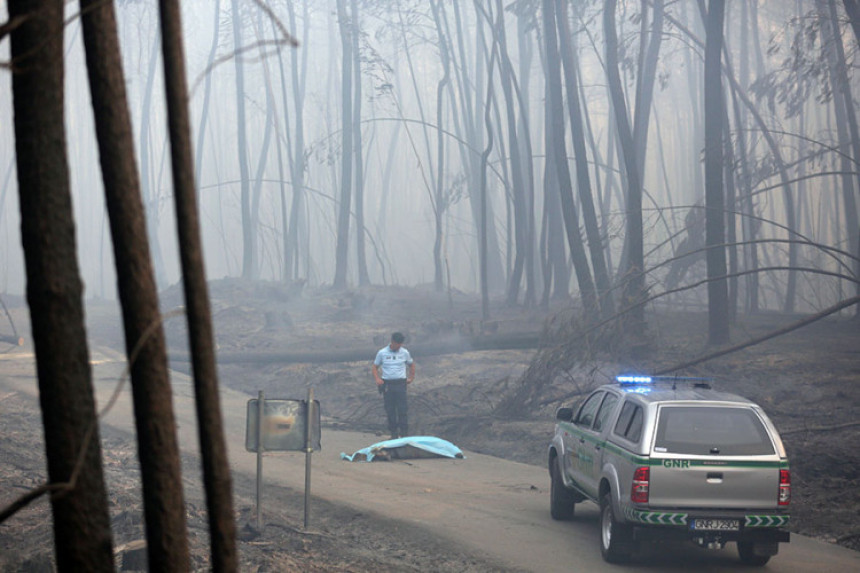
[9,1,114,569]
[159,0,239,569]
[80,0,194,569]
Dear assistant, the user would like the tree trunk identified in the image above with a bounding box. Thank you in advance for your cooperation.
[10,1,114,569]
[632,0,664,178]
[557,0,614,318]
[232,0,254,279]
[450,3,506,292]
[81,0,196,568]
[158,0,239,570]
[333,0,354,289]
[286,0,309,281]
[543,0,598,322]
[481,1,529,306]
[704,0,730,345]
[352,0,370,286]
[479,34,497,320]
[736,0,760,313]
[138,28,168,289]
[843,0,860,45]
[430,0,451,291]
[194,0,221,188]
[823,0,860,310]
[604,0,646,330]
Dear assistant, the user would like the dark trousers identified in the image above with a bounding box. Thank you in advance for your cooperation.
[382,379,408,437]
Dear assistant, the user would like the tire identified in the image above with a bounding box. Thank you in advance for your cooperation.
[737,541,772,566]
[599,493,633,563]
[550,459,575,520]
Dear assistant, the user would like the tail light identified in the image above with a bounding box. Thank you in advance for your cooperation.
[778,469,791,506]
[631,466,650,503]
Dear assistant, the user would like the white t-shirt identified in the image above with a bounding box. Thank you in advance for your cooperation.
[374,345,413,380]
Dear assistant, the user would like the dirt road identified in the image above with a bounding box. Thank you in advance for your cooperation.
[4,346,859,572]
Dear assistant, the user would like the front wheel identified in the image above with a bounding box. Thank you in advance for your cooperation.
[737,541,773,566]
[550,459,575,520]
[599,493,633,563]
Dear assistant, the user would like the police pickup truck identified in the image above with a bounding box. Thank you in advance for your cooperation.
[548,375,790,565]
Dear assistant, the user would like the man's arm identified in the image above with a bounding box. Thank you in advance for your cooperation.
[372,363,384,386]
[407,361,415,384]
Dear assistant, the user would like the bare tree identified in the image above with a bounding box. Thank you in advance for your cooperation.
[8,0,114,569]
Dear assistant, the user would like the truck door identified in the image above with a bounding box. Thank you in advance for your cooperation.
[563,391,604,493]
[570,392,619,498]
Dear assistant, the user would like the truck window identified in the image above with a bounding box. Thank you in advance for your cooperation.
[593,394,619,432]
[575,392,604,428]
[613,401,644,443]
[654,406,775,455]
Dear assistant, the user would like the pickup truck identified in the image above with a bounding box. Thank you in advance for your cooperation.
[548,375,790,565]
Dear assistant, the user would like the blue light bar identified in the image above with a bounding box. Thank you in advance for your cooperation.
[616,375,653,384]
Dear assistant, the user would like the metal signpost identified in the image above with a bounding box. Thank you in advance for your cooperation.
[245,389,321,530]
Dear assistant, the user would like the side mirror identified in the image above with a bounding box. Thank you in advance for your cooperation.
[555,407,573,422]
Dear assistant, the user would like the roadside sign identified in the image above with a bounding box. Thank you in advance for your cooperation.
[244,397,321,452]
[246,390,320,531]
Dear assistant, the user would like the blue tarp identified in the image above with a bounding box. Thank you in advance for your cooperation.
[340,436,465,462]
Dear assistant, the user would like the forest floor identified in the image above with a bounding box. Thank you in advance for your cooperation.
[1,279,859,571]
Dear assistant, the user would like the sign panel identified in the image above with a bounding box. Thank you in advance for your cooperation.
[245,398,321,452]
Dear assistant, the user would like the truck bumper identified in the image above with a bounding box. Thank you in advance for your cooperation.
[632,525,790,544]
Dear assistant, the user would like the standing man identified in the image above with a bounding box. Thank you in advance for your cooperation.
[372,332,415,439]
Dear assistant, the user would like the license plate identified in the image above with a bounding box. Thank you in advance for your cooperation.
[691,519,740,531]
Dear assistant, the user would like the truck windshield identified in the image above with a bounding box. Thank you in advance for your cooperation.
[654,406,775,456]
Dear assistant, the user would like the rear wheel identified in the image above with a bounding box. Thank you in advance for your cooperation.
[737,541,772,566]
[550,459,575,520]
[599,493,633,563]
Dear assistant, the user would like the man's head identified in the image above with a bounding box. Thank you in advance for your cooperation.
[390,331,405,350]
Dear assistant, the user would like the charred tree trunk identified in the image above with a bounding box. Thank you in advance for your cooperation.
[81,0,195,569]
[10,0,114,569]
[159,0,238,569]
